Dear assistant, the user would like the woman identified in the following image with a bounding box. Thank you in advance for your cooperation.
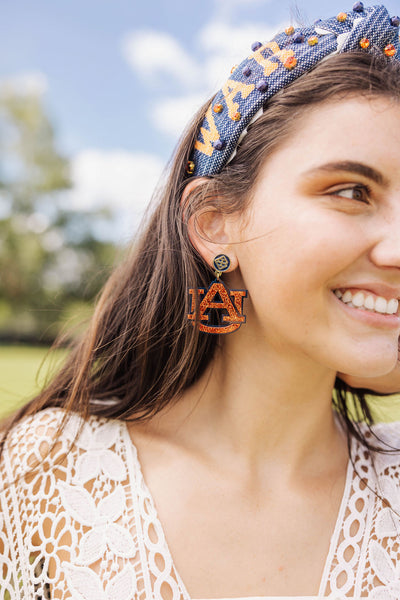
[1,4,400,599]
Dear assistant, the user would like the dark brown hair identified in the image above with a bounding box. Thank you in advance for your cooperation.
[2,50,400,458]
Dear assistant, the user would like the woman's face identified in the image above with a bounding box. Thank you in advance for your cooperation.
[232,96,400,378]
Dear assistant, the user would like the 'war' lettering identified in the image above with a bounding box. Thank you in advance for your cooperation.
[250,41,295,76]
[221,80,255,120]
[194,104,220,157]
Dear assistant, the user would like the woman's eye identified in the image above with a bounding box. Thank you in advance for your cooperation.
[331,185,370,203]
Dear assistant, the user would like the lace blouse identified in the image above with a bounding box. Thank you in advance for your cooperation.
[1,407,400,599]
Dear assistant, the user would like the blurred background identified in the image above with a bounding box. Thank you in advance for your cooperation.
[1,0,399,419]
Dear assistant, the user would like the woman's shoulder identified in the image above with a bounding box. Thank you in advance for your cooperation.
[1,406,72,478]
[0,408,139,597]
[1,405,128,483]
[365,418,400,448]
[3,404,125,444]
[4,405,73,444]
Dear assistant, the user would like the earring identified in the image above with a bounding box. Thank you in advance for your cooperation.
[187,254,248,334]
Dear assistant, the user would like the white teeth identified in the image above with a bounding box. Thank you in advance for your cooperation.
[375,297,388,314]
[387,299,399,314]
[342,290,353,303]
[352,291,365,307]
[333,289,399,316]
[364,295,375,310]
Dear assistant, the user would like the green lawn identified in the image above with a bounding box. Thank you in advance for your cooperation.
[0,345,66,418]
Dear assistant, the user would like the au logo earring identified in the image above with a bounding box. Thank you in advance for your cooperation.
[187,254,248,334]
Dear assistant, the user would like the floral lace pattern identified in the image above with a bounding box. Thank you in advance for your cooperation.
[1,407,400,599]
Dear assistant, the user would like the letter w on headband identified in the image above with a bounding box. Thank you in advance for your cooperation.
[194,80,254,157]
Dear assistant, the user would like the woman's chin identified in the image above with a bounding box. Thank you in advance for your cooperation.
[338,355,400,394]
[338,355,398,382]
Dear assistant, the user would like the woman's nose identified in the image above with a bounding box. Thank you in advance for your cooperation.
[369,207,400,270]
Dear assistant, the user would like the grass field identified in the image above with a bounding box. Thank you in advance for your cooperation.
[1,345,400,422]
[0,345,67,418]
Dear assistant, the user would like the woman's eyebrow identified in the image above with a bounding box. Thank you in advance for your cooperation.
[304,161,388,186]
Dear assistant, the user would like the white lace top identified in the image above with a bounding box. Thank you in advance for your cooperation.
[1,407,400,600]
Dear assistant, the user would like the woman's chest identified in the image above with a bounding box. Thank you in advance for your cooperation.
[23,419,400,600]
[120,431,400,599]
[143,468,348,598]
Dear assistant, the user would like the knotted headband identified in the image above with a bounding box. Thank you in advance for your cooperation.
[188,3,400,177]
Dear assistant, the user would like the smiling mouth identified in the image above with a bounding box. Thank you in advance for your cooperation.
[333,289,399,316]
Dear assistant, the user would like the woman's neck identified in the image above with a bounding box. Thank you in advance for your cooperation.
[145,338,346,486]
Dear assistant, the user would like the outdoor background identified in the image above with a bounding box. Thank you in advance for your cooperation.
[1,0,399,420]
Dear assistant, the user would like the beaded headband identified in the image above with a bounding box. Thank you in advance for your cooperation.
[187,3,400,177]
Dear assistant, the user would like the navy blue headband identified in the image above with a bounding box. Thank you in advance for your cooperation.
[188,3,400,177]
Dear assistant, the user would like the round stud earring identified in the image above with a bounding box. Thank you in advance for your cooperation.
[213,254,231,279]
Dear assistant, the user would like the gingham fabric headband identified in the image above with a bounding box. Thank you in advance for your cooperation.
[187,3,400,177]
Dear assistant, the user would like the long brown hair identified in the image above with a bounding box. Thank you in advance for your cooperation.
[2,51,400,457]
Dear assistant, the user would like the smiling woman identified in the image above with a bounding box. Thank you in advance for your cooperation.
[233,97,400,378]
[1,4,400,600]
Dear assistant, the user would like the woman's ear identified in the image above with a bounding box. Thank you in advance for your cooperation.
[181,178,239,272]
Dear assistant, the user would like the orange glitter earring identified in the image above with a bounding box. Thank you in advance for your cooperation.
[187,254,248,334]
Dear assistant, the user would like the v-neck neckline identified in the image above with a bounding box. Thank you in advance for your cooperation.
[122,422,356,599]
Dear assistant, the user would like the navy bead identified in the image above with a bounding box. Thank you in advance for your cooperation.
[352,1,364,12]
[293,32,304,43]
[390,16,400,27]
[213,140,225,151]
[251,41,262,52]
[256,78,268,92]
[242,65,252,77]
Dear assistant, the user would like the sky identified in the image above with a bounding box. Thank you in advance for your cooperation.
[1,0,399,242]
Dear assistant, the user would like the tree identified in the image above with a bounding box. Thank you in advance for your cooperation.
[0,86,116,343]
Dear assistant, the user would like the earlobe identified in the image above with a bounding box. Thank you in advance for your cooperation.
[182,179,238,273]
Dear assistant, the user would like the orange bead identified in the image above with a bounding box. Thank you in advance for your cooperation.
[285,26,295,36]
[284,56,297,70]
[384,44,396,57]
[359,38,370,49]
[186,161,195,175]
[337,12,347,22]
[213,104,223,113]
[230,64,238,74]
[308,36,319,46]
[231,112,241,122]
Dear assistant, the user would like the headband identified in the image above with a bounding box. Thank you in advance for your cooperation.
[187,3,400,178]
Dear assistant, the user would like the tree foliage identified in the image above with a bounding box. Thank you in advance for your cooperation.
[0,88,117,343]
